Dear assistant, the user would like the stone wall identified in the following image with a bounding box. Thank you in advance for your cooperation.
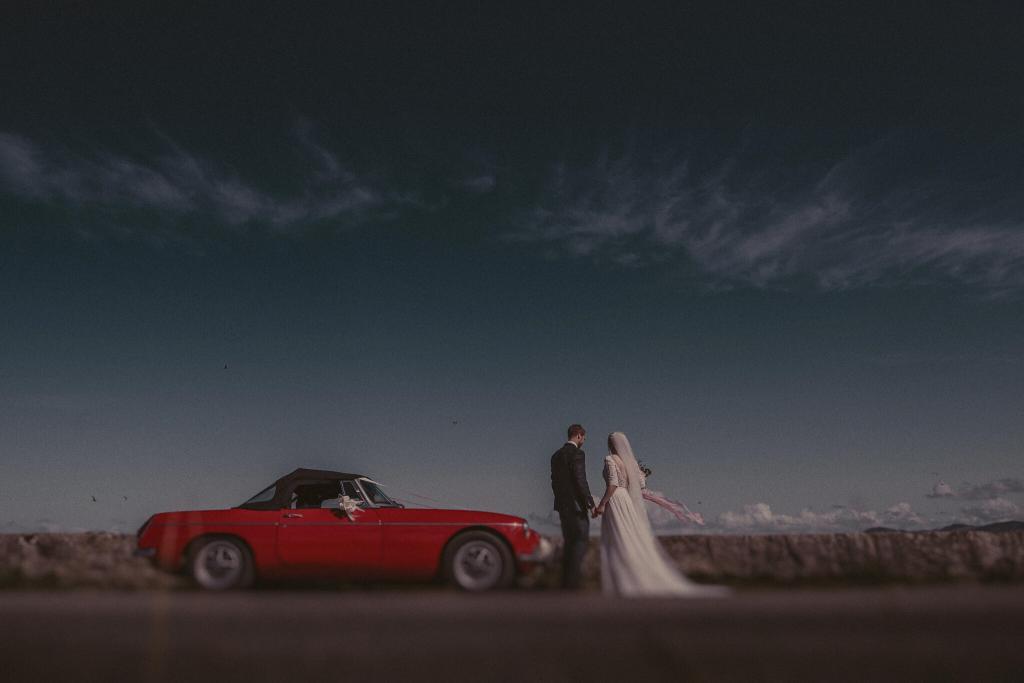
[549,530,1024,588]
[2,530,1023,589]
[0,533,184,590]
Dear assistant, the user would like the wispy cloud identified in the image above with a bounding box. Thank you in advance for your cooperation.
[459,174,497,194]
[0,128,419,235]
[508,141,1024,292]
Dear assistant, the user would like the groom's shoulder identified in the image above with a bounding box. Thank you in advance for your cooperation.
[564,444,585,460]
[552,442,575,458]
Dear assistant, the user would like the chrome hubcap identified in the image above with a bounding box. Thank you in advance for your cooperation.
[453,540,502,590]
[194,541,243,589]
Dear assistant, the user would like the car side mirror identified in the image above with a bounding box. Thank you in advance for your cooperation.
[320,498,342,510]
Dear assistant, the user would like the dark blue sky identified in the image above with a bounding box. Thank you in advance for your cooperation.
[2,3,1023,533]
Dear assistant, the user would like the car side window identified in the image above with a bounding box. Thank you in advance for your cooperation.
[290,482,343,509]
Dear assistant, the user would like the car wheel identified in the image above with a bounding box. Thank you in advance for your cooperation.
[442,531,514,591]
[188,536,254,590]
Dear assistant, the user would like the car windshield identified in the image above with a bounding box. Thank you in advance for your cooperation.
[359,479,399,507]
[341,480,368,508]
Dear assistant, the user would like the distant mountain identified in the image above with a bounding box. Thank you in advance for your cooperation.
[867,520,1024,533]
[977,520,1024,532]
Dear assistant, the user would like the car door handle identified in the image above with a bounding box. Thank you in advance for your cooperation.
[283,513,304,518]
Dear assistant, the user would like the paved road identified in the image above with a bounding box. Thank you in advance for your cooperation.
[2,586,1023,682]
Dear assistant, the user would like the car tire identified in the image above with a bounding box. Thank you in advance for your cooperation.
[442,531,515,592]
[187,536,255,590]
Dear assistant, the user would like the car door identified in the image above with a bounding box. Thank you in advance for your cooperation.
[276,505,382,579]
[374,507,464,580]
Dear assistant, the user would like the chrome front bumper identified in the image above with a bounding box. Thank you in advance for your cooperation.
[517,536,554,563]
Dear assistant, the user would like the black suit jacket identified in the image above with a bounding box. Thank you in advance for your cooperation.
[550,443,595,514]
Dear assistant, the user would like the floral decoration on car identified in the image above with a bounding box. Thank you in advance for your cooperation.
[338,495,362,520]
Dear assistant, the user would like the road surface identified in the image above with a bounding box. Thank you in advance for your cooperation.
[2,586,1023,681]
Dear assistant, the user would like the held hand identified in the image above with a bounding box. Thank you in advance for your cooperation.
[592,504,604,518]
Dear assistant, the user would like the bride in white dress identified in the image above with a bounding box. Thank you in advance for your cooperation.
[594,431,727,597]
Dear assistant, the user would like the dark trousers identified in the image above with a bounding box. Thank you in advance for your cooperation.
[558,508,590,589]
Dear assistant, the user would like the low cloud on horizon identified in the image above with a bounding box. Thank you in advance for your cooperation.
[526,474,1024,535]
[529,499,929,536]
[925,477,1024,525]
[926,477,1024,500]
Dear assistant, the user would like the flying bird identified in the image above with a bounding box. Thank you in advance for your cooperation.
[91,496,96,502]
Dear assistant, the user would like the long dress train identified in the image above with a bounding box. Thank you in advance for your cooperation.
[600,455,724,597]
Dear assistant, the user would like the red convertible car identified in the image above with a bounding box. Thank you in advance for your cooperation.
[135,468,551,591]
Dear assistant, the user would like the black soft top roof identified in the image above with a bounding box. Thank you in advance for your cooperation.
[275,467,367,486]
[237,467,368,510]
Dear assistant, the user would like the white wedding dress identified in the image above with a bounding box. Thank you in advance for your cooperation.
[600,433,726,597]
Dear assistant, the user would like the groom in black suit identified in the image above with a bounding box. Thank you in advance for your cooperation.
[550,423,596,589]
